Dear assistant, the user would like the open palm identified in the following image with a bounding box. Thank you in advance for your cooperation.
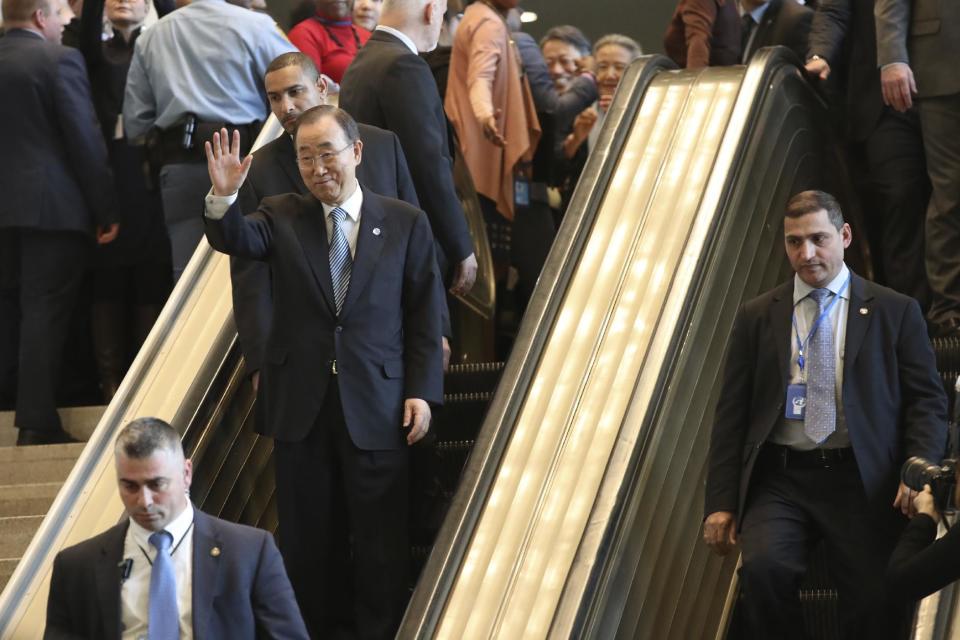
[205,128,253,196]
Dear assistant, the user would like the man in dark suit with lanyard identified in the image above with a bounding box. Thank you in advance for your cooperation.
[45,417,308,639]
[703,190,947,638]
[0,0,119,446]
[231,51,424,389]
[203,106,445,639]
[340,0,478,298]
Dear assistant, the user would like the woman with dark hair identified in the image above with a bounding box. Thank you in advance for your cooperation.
[289,0,371,84]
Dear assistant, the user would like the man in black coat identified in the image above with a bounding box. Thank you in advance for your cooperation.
[231,51,424,385]
[703,191,947,639]
[45,417,308,640]
[0,0,119,445]
[340,0,478,297]
[805,0,930,314]
[740,0,813,63]
[204,106,445,639]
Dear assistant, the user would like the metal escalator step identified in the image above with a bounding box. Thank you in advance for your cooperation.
[443,362,505,396]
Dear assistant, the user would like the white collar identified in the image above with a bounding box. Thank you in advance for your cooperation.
[741,1,771,22]
[320,181,363,222]
[375,25,418,54]
[128,502,195,551]
[793,263,851,304]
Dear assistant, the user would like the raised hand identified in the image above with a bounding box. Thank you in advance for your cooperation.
[205,128,253,196]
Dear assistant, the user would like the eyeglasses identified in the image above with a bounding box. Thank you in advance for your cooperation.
[297,142,353,169]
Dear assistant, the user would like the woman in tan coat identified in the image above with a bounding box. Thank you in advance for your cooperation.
[445,0,540,223]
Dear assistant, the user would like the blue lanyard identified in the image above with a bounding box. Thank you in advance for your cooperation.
[792,274,850,373]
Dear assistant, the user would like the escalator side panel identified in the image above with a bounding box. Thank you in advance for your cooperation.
[568,57,832,639]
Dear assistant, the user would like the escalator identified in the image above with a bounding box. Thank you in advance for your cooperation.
[0,47,884,638]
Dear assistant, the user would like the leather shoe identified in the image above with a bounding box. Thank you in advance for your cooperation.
[16,428,80,446]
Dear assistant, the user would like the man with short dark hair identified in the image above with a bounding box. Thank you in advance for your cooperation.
[0,0,119,446]
[703,190,947,638]
[203,106,445,638]
[45,417,308,639]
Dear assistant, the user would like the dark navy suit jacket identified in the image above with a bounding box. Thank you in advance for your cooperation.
[206,189,444,449]
[230,124,420,374]
[341,29,474,267]
[0,29,116,234]
[705,274,947,520]
[44,509,308,639]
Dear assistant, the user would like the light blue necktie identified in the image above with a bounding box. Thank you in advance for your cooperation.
[329,206,353,314]
[147,531,178,640]
[804,288,836,444]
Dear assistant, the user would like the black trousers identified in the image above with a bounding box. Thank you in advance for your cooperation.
[854,108,930,309]
[0,228,89,431]
[738,450,909,640]
[274,380,410,640]
[918,93,960,326]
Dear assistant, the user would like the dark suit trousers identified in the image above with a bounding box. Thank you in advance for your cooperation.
[274,379,410,640]
[855,109,930,309]
[918,93,960,325]
[738,451,909,640]
[0,228,89,430]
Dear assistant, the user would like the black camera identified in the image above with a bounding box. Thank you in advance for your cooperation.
[901,456,959,515]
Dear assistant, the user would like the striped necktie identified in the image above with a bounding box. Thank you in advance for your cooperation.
[804,288,836,444]
[147,531,178,640]
[329,206,353,314]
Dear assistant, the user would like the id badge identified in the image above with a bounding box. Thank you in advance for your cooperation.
[514,177,530,207]
[785,384,807,419]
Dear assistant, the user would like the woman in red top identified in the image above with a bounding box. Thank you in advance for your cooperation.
[289,0,371,84]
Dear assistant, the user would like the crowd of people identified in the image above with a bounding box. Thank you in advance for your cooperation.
[0,0,958,637]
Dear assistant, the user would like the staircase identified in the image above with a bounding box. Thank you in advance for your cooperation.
[0,406,104,594]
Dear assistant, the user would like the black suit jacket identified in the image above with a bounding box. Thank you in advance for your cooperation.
[808,0,888,141]
[705,274,947,520]
[0,29,116,233]
[206,190,444,448]
[340,29,474,268]
[744,0,813,63]
[45,509,308,640]
[231,124,419,374]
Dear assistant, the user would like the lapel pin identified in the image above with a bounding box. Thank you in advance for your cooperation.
[859,307,869,315]
[210,547,221,557]
[372,228,381,236]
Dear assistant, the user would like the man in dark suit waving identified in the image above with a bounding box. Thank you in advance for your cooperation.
[232,51,423,387]
[0,0,119,445]
[45,417,308,639]
[204,106,444,638]
[703,191,947,639]
[340,0,478,297]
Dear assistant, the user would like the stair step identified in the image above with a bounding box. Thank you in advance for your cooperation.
[0,558,17,594]
[0,483,63,518]
[0,515,44,558]
[0,405,106,446]
[0,444,85,485]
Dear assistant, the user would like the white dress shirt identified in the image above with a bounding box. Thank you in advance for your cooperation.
[374,24,419,54]
[204,182,363,258]
[770,263,851,450]
[121,503,195,640]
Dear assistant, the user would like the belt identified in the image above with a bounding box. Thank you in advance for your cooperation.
[760,444,855,470]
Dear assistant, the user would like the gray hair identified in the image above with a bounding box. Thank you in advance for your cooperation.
[115,417,183,460]
[594,34,642,60]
